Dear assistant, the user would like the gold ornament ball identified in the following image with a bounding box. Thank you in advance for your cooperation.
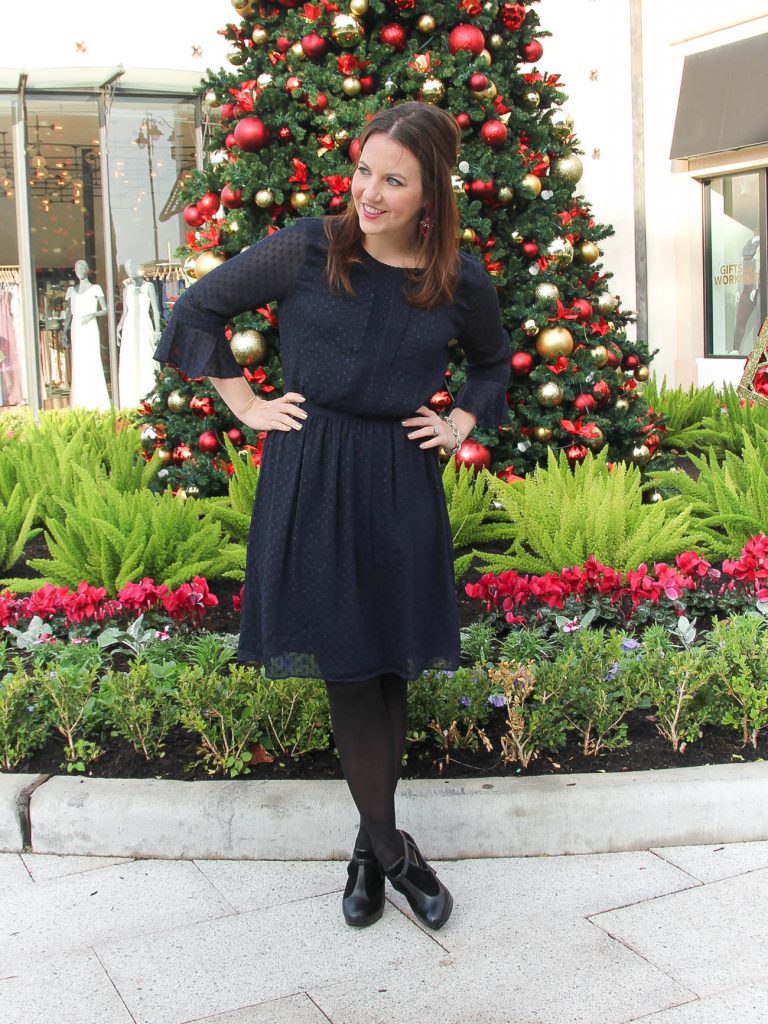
[614,398,630,415]
[461,227,477,243]
[182,255,198,280]
[577,240,601,265]
[230,329,268,367]
[523,318,538,336]
[497,186,514,205]
[231,0,257,15]
[480,82,497,101]
[194,251,227,278]
[350,0,369,14]
[535,325,574,359]
[489,33,504,50]
[522,90,540,110]
[534,281,560,304]
[331,14,364,47]
[334,129,350,144]
[634,365,650,382]
[597,292,618,315]
[227,44,247,66]
[156,448,173,464]
[478,49,492,67]
[204,89,219,107]
[546,237,574,267]
[550,110,575,140]
[290,191,311,210]
[421,77,445,103]
[590,344,609,368]
[532,426,554,443]
[290,41,306,61]
[417,13,436,31]
[251,26,268,45]
[629,443,652,466]
[437,446,451,464]
[584,427,605,451]
[257,73,274,89]
[519,173,542,199]
[167,390,188,414]
[254,188,274,208]
[342,76,361,96]
[550,153,584,185]
[536,381,564,407]
[510,230,524,246]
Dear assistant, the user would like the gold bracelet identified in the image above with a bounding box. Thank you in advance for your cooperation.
[443,415,462,454]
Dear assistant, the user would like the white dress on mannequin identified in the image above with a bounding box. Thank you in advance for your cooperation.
[118,280,157,408]
[66,284,110,411]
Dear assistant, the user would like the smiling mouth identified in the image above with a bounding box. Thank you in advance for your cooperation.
[362,203,385,215]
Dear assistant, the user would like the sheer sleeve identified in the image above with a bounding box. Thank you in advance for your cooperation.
[452,259,511,428]
[153,218,314,379]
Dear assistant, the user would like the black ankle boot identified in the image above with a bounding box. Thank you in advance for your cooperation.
[342,847,386,927]
[385,829,453,930]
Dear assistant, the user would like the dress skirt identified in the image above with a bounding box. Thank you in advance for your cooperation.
[236,399,461,682]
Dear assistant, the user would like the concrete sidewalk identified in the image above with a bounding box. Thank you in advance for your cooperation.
[2,841,768,1024]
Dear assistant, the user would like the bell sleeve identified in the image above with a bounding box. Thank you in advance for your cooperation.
[154,218,313,379]
[451,259,512,429]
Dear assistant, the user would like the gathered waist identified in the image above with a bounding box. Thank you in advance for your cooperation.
[302,399,405,424]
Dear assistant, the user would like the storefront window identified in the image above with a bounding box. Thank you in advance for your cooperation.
[106,98,195,408]
[0,98,23,409]
[706,172,765,357]
[26,96,109,410]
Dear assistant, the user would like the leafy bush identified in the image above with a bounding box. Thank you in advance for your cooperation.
[407,666,498,766]
[0,658,50,770]
[441,461,515,579]
[697,385,768,457]
[35,643,106,772]
[643,378,722,452]
[706,613,768,748]
[4,478,245,595]
[486,660,567,767]
[260,676,331,758]
[649,430,768,559]
[0,486,40,573]
[204,438,259,543]
[476,449,702,575]
[99,662,180,761]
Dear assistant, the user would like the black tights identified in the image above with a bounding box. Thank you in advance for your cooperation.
[324,671,408,872]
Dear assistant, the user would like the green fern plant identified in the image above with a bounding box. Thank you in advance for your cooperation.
[643,377,723,451]
[474,448,703,575]
[2,474,245,595]
[696,385,768,457]
[0,486,40,573]
[441,460,517,578]
[204,437,260,542]
[649,427,768,559]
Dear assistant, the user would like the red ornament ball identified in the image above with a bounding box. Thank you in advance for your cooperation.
[227,428,244,446]
[309,92,329,112]
[197,192,220,219]
[278,126,293,141]
[469,72,489,92]
[220,102,236,121]
[380,23,407,50]
[285,75,303,95]
[496,466,525,483]
[623,354,640,370]
[469,178,495,201]
[173,443,193,462]
[521,240,539,259]
[233,117,270,152]
[276,36,292,53]
[350,138,361,162]
[183,204,205,228]
[520,39,544,62]
[605,343,622,369]
[593,380,611,405]
[429,389,453,413]
[511,351,534,376]
[359,76,375,94]
[301,31,326,59]
[573,393,597,414]
[449,24,486,56]
[566,443,587,465]
[455,439,492,473]
[190,395,215,418]
[480,120,508,147]
[570,298,592,320]
[225,132,238,151]
[455,112,471,129]
[198,431,221,454]
[220,185,242,210]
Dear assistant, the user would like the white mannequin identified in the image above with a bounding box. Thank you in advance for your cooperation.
[65,259,110,411]
[116,259,161,407]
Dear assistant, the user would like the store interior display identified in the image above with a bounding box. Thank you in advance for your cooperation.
[65,259,110,412]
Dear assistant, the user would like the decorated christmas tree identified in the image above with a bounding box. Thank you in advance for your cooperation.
[139,0,662,495]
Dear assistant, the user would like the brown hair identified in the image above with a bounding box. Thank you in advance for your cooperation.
[322,102,462,309]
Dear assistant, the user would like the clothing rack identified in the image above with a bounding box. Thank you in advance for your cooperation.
[0,265,20,284]
[140,260,185,283]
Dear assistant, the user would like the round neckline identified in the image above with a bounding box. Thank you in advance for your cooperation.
[361,245,425,271]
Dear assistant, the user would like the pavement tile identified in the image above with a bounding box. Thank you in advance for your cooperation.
[185,992,332,1023]
[592,867,768,996]
[0,949,134,1023]
[0,858,236,973]
[20,853,134,883]
[95,890,443,1024]
[308,916,691,1024]
[194,859,345,913]
[651,840,768,883]
[384,851,698,942]
[0,852,32,892]
[630,985,768,1022]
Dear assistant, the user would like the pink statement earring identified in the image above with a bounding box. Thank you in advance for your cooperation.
[418,209,433,237]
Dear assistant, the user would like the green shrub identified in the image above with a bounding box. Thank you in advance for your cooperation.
[649,429,768,559]
[475,448,702,575]
[204,437,260,543]
[35,643,106,772]
[99,662,180,761]
[697,385,768,457]
[643,378,722,452]
[0,658,50,770]
[4,478,245,595]
[260,676,331,758]
[0,485,40,573]
[407,666,498,766]
[706,614,768,748]
[442,461,516,579]
[486,660,567,768]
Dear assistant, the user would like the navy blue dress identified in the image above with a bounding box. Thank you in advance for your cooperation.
[155,216,511,682]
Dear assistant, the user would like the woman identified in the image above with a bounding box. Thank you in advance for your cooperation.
[155,101,511,932]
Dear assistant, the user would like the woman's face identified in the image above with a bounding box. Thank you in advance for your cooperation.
[351,133,424,248]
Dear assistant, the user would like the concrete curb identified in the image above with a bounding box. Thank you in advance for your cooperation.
[1,761,766,859]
